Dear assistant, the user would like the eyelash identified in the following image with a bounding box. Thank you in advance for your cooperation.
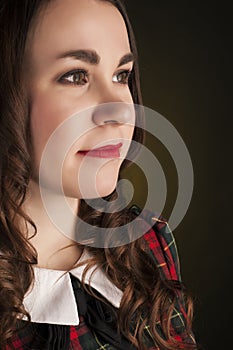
[58,69,132,86]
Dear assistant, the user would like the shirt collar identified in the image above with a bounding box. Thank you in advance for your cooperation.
[23,249,123,326]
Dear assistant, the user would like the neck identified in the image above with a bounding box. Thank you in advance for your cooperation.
[22,180,83,270]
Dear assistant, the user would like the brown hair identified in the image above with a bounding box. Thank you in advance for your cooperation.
[0,0,195,349]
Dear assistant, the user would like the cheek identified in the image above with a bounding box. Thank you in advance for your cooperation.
[29,89,95,151]
[31,95,62,139]
[30,91,75,165]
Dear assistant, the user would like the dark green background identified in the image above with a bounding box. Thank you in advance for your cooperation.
[123,1,232,349]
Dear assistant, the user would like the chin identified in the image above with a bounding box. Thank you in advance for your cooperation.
[94,161,120,197]
[78,174,119,199]
[62,162,120,199]
[94,178,118,198]
[62,179,117,199]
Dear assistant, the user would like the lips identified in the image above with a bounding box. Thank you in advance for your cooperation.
[78,142,123,158]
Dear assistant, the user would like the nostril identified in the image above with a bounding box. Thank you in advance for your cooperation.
[92,102,134,126]
[103,120,119,124]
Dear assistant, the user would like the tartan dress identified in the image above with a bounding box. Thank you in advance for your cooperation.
[5,205,196,350]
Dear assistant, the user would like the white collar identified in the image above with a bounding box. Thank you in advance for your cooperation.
[23,249,123,326]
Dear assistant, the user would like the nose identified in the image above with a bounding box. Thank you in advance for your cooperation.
[92,102,133,126]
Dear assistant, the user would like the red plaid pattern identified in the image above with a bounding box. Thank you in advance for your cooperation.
[5,208,196,349]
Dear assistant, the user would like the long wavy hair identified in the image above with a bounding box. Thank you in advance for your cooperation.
[0,0,196,349]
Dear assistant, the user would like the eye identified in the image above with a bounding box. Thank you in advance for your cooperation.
[59,69,89,86]
[112,70,132,85]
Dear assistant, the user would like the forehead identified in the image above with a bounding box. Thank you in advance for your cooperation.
[25,0,130,68]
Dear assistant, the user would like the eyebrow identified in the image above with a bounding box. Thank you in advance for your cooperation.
[56,49,134,67]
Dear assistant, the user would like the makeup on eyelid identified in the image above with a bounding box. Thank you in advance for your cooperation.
[58,68,132,86]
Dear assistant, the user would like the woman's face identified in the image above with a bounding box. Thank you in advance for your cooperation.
[23,0,135,199]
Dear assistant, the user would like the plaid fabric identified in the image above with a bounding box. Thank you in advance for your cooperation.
[5,206,196,350]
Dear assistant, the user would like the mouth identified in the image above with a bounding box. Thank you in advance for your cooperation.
[78,142,123,158]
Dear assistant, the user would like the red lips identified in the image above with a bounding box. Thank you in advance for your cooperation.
[78,142,122,158]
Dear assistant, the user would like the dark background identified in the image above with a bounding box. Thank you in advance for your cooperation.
[123,1,232,349]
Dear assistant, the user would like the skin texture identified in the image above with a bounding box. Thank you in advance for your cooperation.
[22,0,135,269]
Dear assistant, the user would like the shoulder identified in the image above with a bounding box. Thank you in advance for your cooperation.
[129,205,181,282]
[128,205,197,346]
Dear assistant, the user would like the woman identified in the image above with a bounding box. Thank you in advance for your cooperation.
[0,0,196,349]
